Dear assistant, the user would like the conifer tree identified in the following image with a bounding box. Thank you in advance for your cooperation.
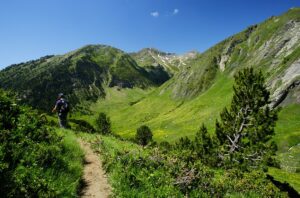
[215,68,278,169]
[96,112,112,134]
[136,125,153,146]
[194,125,212,155]
[194,124,214,165]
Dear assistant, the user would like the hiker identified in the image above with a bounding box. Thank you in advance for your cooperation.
[52,93,70,128]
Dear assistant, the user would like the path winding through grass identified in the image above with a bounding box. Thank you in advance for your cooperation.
[78,139,112,198]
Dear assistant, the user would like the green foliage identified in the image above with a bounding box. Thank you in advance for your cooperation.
[84,74,233,142]
[0,90,83,197]
[95,112,112,134]
[193,124,217,165]
[135,125,153,146]
[269,167,300,193]
[78,134,286,197]
[215,68,278,170]
[69,118,96,133]
[0,8,300,195]
[0,45,169,112]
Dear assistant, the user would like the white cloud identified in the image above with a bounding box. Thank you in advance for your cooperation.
[150,11,159,17]
[173,9,179,15]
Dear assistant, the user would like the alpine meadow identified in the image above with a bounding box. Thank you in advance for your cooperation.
[0,5,300,198]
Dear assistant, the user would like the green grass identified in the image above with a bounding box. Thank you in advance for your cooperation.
[78,72,300,152]
[81,73,233,142]
[269,167,300,193]
[77,133,287,197]
[266,105,300,193]
[76,75,300,195]
[78,132,141,155]
[48,128,84,197]
[44,8,300,195]
[274,104,300,153]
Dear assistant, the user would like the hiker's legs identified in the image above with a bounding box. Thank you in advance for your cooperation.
[58,114,67,128]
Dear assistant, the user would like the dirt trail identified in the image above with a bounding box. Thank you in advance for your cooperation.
[78,139,112,198]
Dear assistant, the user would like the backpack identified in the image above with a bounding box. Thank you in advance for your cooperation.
[60,99,70,113]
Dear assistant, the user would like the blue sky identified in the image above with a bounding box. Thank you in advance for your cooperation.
[0,0,299,68]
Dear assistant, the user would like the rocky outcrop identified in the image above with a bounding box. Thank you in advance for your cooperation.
[271,80,300,109]
[130,48,199,75]
[270,59,300,107]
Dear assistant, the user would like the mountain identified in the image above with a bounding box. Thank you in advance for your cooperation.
[0,45,170,111]
[75,8,300,159]
[130,48,199,76]
[0,7,299,194]
[0,8,299,138]
[78,8,299,191]
[167,8,300,103]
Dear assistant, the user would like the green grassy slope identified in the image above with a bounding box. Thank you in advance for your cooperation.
[0,89,84,197]
[83,73,300,192]
[274,104,300,153]
[269,167,300,193]
[0,45,169,112]
[169,8,300,100]
[78,133,289,197]
[86,74,300,152]
[82,87,300,192]
[48,129,84,197]
[270,104,300,192]
[83,72,233,141]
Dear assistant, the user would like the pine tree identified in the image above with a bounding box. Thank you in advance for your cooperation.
[95,112,112,134]
[136,125,153,146]
[215,68,278,169]
[194,125,212,156]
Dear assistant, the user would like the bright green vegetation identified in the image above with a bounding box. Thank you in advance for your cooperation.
[269,104,300,192]
[274,104,300,153]
[214,68,278,170]
[0,7,299,197]
[74,69,294,196]
[78,133,286,197]
[42,128,84,197]
[82,69,300,194]
[83,72,299,156]
[169,8,300,99]
[269,167,300,193]
[69,9,300,144]
[95,112,112,134]
[0,90,84,197]
[135,125,153,146]
[0,45,169,112]
[85,73,233,141]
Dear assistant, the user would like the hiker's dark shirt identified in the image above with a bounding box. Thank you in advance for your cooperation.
[55,99,66,115]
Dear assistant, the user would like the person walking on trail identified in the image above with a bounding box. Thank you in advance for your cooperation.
[52,93,70,128]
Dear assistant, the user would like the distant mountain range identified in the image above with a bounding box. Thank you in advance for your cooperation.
[0,8,299,112]
[0,45,172,110]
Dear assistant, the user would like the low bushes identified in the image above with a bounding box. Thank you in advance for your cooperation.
[95,112,112,134]
[69,118,96,133]
[135,125,153,146]
[0,90,84,197]
[87,135,286,197]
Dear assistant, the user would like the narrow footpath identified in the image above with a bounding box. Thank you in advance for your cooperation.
[78,139,112,198]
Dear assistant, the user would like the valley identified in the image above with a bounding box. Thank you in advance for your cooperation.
[0,7,300,197]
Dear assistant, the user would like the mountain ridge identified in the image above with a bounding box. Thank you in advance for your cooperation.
[0,45,171,111]
[0,8,299,114]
